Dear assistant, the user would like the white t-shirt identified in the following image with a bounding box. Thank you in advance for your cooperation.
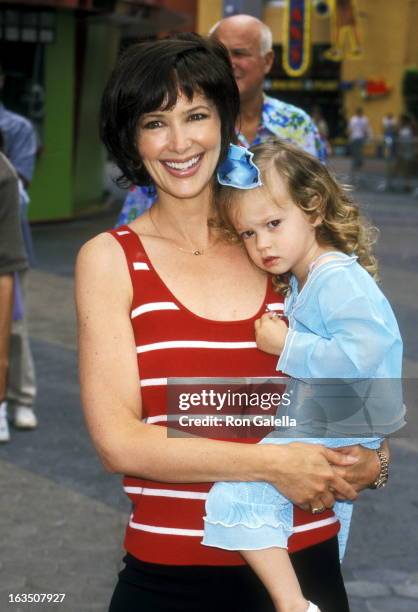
[349,115,371,140]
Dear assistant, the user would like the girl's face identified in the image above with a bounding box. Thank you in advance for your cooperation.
[232,170,323,285]
[136,92,221,201]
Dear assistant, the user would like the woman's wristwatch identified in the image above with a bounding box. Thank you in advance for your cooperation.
[368,448,389,489]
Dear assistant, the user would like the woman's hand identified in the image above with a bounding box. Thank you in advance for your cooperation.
[254,313,288,355]
[331,443,387,492]
[263,442,359,509]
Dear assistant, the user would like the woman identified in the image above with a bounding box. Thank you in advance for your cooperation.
[76,34,384,612]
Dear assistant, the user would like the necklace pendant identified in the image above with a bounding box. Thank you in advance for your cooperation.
[193,250,202,256]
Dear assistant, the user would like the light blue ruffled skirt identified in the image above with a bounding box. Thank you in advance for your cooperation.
[203,437,381,560]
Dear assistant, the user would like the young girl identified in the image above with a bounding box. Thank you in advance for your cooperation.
[202,140,403,612]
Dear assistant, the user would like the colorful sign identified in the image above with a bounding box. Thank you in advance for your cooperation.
[323,0,363,62]
[361,79,391,99]
[283,0,311,77]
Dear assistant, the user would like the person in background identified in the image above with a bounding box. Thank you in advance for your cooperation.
[311,106,331,157]
[347,107,372,173]
[381,112,397,160]
[114,15,325,227]
[0,132,28,442]
[395,113,417,192]
[0,64,38,430]
[378,112,398,191]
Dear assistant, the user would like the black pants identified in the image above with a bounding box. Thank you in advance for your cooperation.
[109,536,349,612]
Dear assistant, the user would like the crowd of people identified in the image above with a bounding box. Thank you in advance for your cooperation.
[381,112,418,191]
[346,106,418,191]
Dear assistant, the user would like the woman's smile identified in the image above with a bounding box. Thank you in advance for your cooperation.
[161,153,204,177]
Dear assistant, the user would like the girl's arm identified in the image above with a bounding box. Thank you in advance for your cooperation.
[75,234,359,506]
[278,299,400,378]
[277,269,402,379]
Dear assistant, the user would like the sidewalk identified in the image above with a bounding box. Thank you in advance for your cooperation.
[328,155,418,195]
[0,196,417,612]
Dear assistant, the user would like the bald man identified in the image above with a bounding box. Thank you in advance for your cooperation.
[209,15,323,154]
[115,16,325,226]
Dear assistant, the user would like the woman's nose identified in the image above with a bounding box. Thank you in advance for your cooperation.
[168,124,191,154]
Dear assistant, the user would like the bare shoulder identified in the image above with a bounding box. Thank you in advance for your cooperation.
[76,231,122,269]
[75,232,132,307]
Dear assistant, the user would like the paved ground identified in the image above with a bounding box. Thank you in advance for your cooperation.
[1,180,417,612]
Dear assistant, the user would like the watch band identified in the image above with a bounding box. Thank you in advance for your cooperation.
[369,448,389,489]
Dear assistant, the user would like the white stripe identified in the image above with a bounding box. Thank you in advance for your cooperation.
[129,518,204,537]
[143,414,167,424]
[124,486,208,500]
[141,378,167,387]
[293,516,339,533]
[116,230,130,235]
[137,340,257,354]
[266,302,284,311]
[133,262,150,271]
[128,517,336,538]
[141,376,285,387]
[131,302,179,319]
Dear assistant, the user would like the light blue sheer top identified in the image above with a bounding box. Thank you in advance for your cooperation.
[277,252,402,379]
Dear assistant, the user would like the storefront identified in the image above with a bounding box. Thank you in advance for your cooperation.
[1,0,195,221]
[1,0,119,220]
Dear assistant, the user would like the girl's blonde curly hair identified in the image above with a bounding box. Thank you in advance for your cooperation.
[216,139,379,296]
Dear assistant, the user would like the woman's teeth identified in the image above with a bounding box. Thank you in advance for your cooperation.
[164,155,201,170]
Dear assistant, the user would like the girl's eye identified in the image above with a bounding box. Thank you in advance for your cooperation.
[240,230,254,240]
[142,120,163,130]
[267,219,281,229]
[189,113,209,121]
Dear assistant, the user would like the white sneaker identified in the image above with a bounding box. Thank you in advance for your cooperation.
[13,406,38,430]
[0,401,10,442]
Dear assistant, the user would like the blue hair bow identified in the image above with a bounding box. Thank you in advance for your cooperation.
[217,144,262,189]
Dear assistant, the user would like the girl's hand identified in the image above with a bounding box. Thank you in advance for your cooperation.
[254,313,288,355]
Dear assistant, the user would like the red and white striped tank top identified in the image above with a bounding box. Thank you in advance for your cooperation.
[110,226,339,566]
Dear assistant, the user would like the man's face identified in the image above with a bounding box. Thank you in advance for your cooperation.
[214,22,273,104]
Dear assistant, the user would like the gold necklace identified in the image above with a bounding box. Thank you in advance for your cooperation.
[149,208,214,256]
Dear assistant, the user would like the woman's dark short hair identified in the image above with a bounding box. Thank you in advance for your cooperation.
[100,33,240,186]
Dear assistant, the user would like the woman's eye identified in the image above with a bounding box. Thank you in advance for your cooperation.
[240,230,254,240]
[143,120,163,129]
[189,113,209,121]
[267,219,281,229]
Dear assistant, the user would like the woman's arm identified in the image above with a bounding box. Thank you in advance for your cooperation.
[333,439,390,492]
[75,234,359,507]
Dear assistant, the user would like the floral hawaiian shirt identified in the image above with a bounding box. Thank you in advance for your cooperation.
[114,94,325,227]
